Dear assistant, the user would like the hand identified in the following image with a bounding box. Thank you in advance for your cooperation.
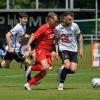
[55,52,60,60]
[25,34,30,38]
[80,48,84,58]
[25,45,30,51]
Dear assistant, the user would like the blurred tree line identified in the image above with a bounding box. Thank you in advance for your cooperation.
[0,0,100,9]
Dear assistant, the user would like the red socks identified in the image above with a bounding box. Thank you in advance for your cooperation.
[28,70,48,85]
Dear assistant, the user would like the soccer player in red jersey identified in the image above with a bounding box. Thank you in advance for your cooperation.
[24,12,58,90]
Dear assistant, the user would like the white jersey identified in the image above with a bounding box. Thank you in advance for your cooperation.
[7,23,26,52]
[55,22,80,52]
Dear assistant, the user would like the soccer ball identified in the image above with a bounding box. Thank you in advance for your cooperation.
[91,77,100,88]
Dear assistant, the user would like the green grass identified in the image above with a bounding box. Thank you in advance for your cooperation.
[0,43,100,100]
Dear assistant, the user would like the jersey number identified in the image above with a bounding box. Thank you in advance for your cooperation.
[60,34,72,43]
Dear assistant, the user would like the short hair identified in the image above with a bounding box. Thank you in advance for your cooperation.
[18,12,28,18]
[63,12,74,17]
[47,12,57,19]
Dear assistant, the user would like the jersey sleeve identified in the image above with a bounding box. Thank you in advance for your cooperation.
[10,24,20,35]
[34,26,45,39]
[74,23,81,34]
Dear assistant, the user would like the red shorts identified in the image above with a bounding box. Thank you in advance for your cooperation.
[36,48,52,65]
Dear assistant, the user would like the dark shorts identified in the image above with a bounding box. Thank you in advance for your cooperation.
[4,51,26,62]
[59,50,78,63]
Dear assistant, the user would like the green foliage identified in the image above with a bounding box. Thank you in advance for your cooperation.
[39,0,65,8]
[0,0,99,9]
[0,0,6,9]
[10,0,36,9]
[74,0,95,9]
[9,0,65,9]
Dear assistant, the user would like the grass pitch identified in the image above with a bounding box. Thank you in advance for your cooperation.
[0,43,100,100]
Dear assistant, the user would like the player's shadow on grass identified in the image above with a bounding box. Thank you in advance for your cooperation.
[32,88,47,90]
[50,87,78,90]
[0,85,78,91]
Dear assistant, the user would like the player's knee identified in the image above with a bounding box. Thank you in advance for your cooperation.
[1,62,6,68]
[64,62,70,69]
[64,64,70,69]
[1,60,10,68]
[70,64,77,73]
[42,64,50,70]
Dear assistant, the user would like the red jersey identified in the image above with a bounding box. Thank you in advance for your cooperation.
[33,23,54,51]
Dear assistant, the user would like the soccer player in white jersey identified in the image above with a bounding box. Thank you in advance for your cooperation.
[0,12,32,81]
[55,12,84,90]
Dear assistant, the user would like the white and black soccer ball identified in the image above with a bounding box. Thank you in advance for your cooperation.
[91,77,100,88]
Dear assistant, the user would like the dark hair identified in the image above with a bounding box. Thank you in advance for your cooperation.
[18,12,28,18]
[63,12,74,17]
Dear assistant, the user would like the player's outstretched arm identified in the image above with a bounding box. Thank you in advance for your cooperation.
[79,33,84,58]
[6,32,14,53]
[55,38,60,60]
[26,34,35,50]
[6,32,11,48]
